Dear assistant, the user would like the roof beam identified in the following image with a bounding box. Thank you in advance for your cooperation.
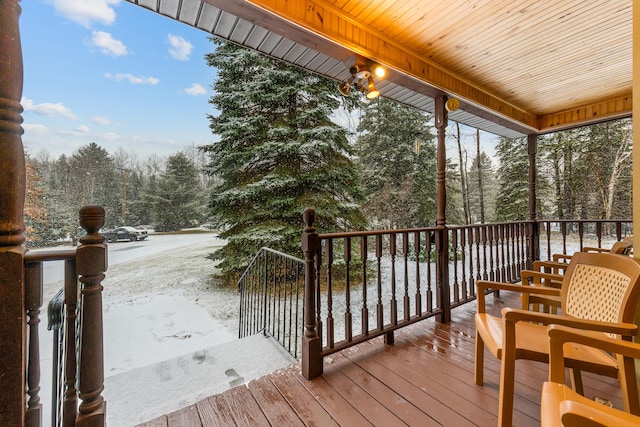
[537,94,632,134]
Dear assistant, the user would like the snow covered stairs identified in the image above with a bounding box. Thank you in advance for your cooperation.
[103,333,297,426]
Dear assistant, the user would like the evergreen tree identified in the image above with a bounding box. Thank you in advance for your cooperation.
[356,98,436,228]
[202,39,366,275]
[69,143,121,230]
[494,137,530,220]
[467,152,496,223]
[145,152,203,231]
[24,154,48,247]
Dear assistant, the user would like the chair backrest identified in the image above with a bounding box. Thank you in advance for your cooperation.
[609,239,633,255]
[561,252,640,325]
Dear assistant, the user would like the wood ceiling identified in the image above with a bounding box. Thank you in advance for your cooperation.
[127,0,632,138]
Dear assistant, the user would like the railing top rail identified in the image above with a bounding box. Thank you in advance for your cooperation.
[316,219,633,240]
[448,220,531,230]
[24,248,76,262]
[318,227,437,239]
[537,219,632,224]
[237,247,304,287]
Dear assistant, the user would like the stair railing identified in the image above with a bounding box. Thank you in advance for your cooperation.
[238,247,304,359]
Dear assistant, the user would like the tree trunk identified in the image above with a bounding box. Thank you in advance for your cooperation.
[455,122,470,224]
[476,128,485,223]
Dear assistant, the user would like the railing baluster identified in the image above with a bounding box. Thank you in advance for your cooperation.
[467,228,474,294]
[63,259,79,427]
[451,229,459,303]
[402,232,410,322]
[488,226,495,281]
[505,224,512,282]
[375,235,384,331]
[414,232,422,316]
[360,236,369,336]
[578,221,585,250]
[482,226,488,280]
[389,234,398,326]
[25,260,42,427]
[325,239,334,349]
[475,227,482,283]
[426,230,433,311]
[596,222,603,246]
[460,229,467,299]
[315,247,323,348]
[344,237,352,342]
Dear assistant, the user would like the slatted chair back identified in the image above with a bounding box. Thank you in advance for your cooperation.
[560,252,640,331]
[609,238,633,255]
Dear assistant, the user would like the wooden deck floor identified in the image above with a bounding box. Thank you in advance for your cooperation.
[138,292,622,426]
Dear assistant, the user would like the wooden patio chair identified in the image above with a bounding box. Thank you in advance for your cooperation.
[474,252,640,427]
[552,236,633,263]
[541,325,640,427]
[521,236,633,313]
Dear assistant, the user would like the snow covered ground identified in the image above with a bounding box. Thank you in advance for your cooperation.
[38,233,277,426]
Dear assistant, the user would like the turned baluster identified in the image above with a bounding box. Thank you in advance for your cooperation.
[75,206,108,427]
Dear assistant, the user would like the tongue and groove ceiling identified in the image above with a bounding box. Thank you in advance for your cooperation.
[126,0,632,138]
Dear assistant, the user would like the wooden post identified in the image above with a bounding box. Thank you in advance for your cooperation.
[301,208,322,379]
[435,95,451,323]
[76,206,108,427]
[0,1,27,425]
[527,134,539,267]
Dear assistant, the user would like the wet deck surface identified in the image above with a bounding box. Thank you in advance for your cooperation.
[137,291,622,426]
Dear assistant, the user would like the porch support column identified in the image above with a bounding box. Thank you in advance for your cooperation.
[527,134,539,266]
[435,95,451,323]
[301,208,322,379]
[0,1,27,425]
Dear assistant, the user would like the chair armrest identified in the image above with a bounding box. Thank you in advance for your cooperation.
[503,308,638,337]
[548,325,640,364]
[582,246,609,253]
[532,260,569,274]
[476,280,561,313]
[559,400,640,427]
[553,254,573,264]
[520,270,564,286]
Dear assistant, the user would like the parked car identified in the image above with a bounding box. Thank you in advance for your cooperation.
[102,226,148,243]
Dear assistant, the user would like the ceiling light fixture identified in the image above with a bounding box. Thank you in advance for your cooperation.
[366,76,380,99]
[337,63,385,99]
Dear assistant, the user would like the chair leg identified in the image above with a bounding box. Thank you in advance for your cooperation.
[498,352,516,427]
[618,354,640,415]
[474,330,485,385]
[569,368,584,395]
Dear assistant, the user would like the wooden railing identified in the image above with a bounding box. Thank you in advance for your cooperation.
[238,247,304,359]
[301,209,633,379]
[448,221,532,308]
[23,206,107,427]
[538,219,633,260]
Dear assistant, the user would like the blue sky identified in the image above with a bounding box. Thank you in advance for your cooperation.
[19,0,497,162]
[21,0,216,159]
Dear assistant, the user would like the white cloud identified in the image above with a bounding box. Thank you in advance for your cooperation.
[50,0,120,28]
[22,124,51,136]
[92,116,114,126]
[21,97,77,120]
[167,34,193,61]
[104,73,159,85]
[89,31,128,56]
[184,83,206,96]
[74,124,90,133]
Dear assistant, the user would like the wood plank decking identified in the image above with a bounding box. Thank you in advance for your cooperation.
[138,291,623,426]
